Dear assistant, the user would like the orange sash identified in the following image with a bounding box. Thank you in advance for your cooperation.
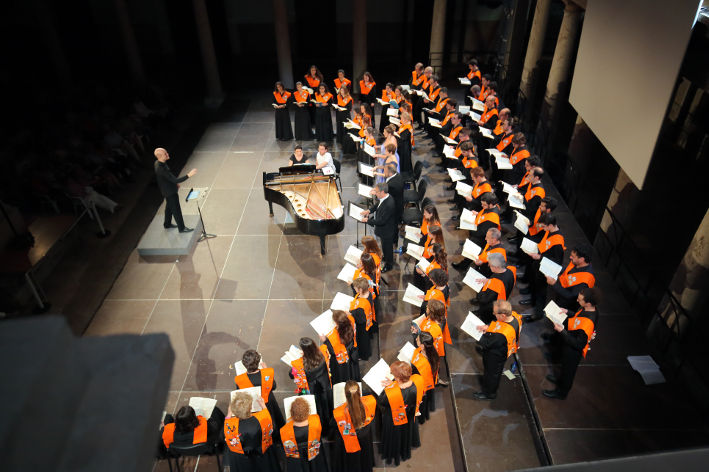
[280,415,322,460]
[234,368,275,403]
[350,293,374,330]
[411,346,436,391]
[420,319,444,356]
[359,80,375,95]
[568,311,596,357]
[333,396,377,452]
[294,90,309,103]
[162,416,208,448]
[305,75,321,88]
[485,321,518,357]
[273,91,291,104]
[558,263,595,288]
[334,77,351,90]
[224,410,273,454]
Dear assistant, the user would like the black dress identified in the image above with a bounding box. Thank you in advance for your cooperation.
[324,337,361,384]
[289,361,334,434]
[397,129,413,176]
[294,97,313,141]
[289,154,310,166]
[335,99,353,146]
[159,407,225,458]
[314,95,334,142]
[329,414,375,472]
[274,93,294,140]
[411,363,436,424]
[242,371,286,438]
[283,424,331,472]
[222,415,281,472]
[377,383,421,466]
[349,299,373,361]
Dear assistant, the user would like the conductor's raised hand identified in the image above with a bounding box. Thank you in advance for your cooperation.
[187,168,198,178]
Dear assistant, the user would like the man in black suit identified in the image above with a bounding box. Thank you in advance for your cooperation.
[154,147,197,233]
[384,164,404,224]
[362,182,397,272]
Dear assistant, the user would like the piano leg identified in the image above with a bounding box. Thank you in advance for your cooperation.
[319,234,326,255]
[268,201,274,216]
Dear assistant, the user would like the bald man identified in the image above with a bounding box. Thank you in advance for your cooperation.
[154,148,197,233]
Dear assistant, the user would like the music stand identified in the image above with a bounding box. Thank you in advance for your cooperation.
[348,200,368,247]
[186,187,216,242]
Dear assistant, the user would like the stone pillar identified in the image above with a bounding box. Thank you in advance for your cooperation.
[352,0,367,93]
[542,1,583,121]
[192,0,223,105]
[114,0,145,86]
[519,0,551,101]
[429,0,447,75]
[272,0,294,89]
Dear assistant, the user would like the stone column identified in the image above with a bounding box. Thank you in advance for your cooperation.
[273,0,294,89]
[192,0,223,105]
[352,0,367,93]
[114,0,145,86]
[429,0,447,75]
[542,1,583,121]
[519,0,551,101]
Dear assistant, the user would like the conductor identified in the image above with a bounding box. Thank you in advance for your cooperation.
[362,182,397,272]
[154,147,197,233]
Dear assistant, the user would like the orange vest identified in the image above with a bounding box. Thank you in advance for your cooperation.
[305,75,321,88]
[420,219,430,237]
[334,77,351,91]
[420,318,445,356]
[280,415,322,460]
[479,107,498,125]
[381,89,396,102]
[467,69,481,82]
[162,416,208,448]
[353,268,377,298]
[528,208,544,236]
[411,346,437,391]
[441,110,454,126]
[235,368,275,404]
[428,86,440,101]
[359,80,375,95]
[337,95,353,107]
[478,243,507,263]
[479,84,489,101]
[350,293,374,330]
[384,375,425,425]
[525,184,545,202]
[425,260,443,276]
[472,181,492,199]
[333,396,377,452]
[294,89,309,103]
[558,263,595,289]
[434,97,449,113]
[368,252,382,284]
[412,70,425,87]
[224,410,273,454]
[538,231,566,254]
[398,123,414,146]
[496,132,513,151]
[449,125,463,140]
[485,320,518,358]
[510,148,530,165]
[493,119,505,136]
[519,170,531,189]
[327,315,357,364]
[568,310,596,357]
[425,287,451,344]
[315,92,332,104]
[273,91,291,104]
[481,267,515,300]
[462,153,478,169]
[474,208,501,230]
[290,345,331,392]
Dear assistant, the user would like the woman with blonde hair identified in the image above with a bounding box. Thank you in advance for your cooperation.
[330,380,377,472]
[222,392,279,471]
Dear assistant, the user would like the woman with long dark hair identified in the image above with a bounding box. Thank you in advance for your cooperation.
[321,310,360,384]
[379,82,395,132]
[411,331,440,424]
[289,337,334,431]
[160,404,224,457]
[293,81,313,141]
[330,380,377,472]
[305,65,324,126]
[359,71,377,112]
[349,277,374,361]
[335,85,354,149]
[314,84,334,142]
[273,81,293,141]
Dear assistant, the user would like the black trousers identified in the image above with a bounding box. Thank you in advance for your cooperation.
[164,193,185,230]
[482,351,506,395]
[558,346,583,395]
[380,234,395,267]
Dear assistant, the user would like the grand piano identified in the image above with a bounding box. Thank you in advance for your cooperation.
[263,165,345,254]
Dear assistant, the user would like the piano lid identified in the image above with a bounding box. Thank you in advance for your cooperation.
[277,164,316,175]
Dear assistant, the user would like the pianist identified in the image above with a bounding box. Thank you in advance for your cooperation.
[288,145,309,166]
[314,142,336,175]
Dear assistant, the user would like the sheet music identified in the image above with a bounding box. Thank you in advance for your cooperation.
[362,358,393,395]
[539,257,563,280]
[389,116,401,126]
[500,181,517,194]
[332,382,362,408]
[447,168,465,182]
[349,134,363,143]
[458,77,471,85]
[486,148,504,158]
[416,257,431,273]
[479,127,494,139]
[344,245,363,265]
[443,145,457,160]
[508,193,526,210]
[280,345,303,367]
[461,208,477,225]
[461,239,482,261]
[406,243,425,260]
[520,237,539,255]
[344,119,361,130]
[310,309,336,336]
[463,268,485,292]
[455,181,473,197]
[376,98,388,105]
[397,342,417,364]
[544,300,567,325]
[363,143,376,157]
[460,312,486,341]
[418,91,430,101]
[271,103,281,109]
[358,162,374,177]
[283,395,317,420]
[471,98,486,112]
[429,118,442,128]
[234,360,247,376]
[442,134,458,145]
[386,107,399,117]
[337,263,357,284]
[404,225,422,242]
[514,211,530,234]
[459,105,470,114]
[303,87,314,94]
[358,183,373,197]
[495,155,513,170]
[402,283,425,307]
[332,104,346,111]
[400,84,411,92]
[331,292,355,312]
[469,111,481,121]
[349,202,367,222]
[188,397,217,418]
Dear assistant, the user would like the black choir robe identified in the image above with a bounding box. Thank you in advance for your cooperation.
[377,383,422,466]
[283,423,331,472]
[222,415,281,472]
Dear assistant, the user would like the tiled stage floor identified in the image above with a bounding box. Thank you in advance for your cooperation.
[85,92,708,471]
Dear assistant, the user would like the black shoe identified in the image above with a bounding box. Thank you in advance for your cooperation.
[381,264,393,273]
[451,215,459,221]
[519,299,534,306]
[540,332,552,341]
[449,206,458,211]
[447,199,456,204]
[475,345,484,354]
[508,236,521,244]
[179,227,194,233]
[469,298,479,305]
[446,184,455,191]
[542,389,566,400]
[164,224,177,229]
[519,287,531,295]
[452,260,469,271]
[545,374,558,383]
[522,313,542,322]
[472,391,497,400]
